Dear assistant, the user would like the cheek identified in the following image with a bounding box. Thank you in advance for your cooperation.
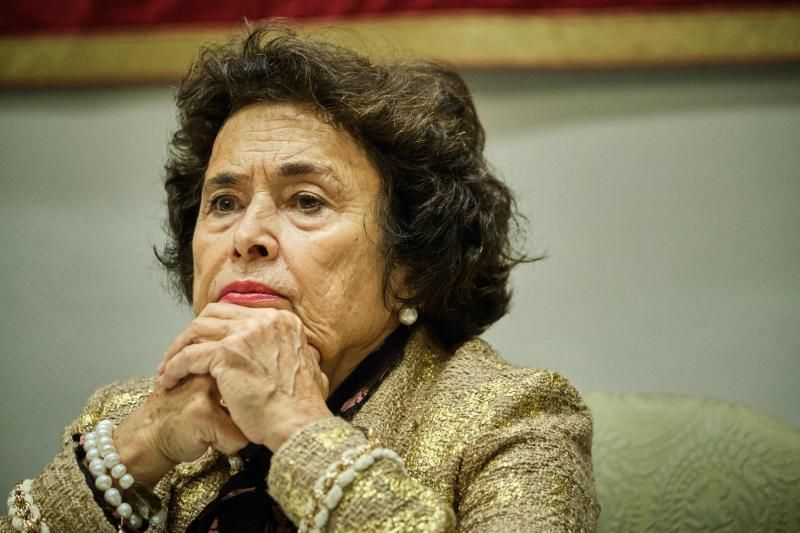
[191,228,227,309]
[311,235,385,310]
[191,240,202,278]
[286,232,358,313]
[190,237,205,311]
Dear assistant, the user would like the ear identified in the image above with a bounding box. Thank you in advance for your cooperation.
[386,264,415,311]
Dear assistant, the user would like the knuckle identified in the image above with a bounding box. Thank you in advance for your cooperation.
[204,302,226,316]
[285,311,303,329]
[243,318,261,333]
[259,310,280,328]
[187,402,209,421]
[209,357,228,377]
[271,309,301,332]
[228,332,249,351]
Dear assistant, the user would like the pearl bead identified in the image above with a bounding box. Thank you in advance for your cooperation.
[96,419,114,431]
[129,513,142,528]
[40,523,50,533]
[354,454,375,470]
[82,438,97,452]
[110,463,127,479]
[21,480,33,493]
[95,474,112,491]
[399,306,418,325]
[7,495,16,510]
[98,435,114,448]
[83,432,96,442]
[11,516,23,531]
[150,509,167,526]
[85,447,100,461]
[103,488,122,507]
[116,502,132,519]
[119,473,135,490]
[325,485,343,508]
[29,504,40,519]
[89,458,107,477]
[341,448,359,461]
[338,468,356,486]
[95,425,112,436]
[314,508,329,528]
[103,453,120,469]
[99,443,116,458]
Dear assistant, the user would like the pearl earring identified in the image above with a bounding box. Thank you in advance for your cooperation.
[399,306,418,326]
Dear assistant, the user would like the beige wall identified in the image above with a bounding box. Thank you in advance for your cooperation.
[2,65,799,492]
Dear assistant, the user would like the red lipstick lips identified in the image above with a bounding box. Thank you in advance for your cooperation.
[218,281,285,305]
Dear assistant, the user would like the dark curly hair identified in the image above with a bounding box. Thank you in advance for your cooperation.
[157,24,533,349]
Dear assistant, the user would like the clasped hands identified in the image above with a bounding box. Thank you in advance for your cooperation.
[113,303,332,487]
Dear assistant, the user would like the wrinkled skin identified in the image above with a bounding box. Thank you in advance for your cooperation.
[115,103,402,486]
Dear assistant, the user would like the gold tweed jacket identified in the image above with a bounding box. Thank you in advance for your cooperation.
[2,328,599,532]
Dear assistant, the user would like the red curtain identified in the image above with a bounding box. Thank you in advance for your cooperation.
[3,0,799,35]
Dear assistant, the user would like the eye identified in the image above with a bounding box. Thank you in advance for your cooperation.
[292,192,326,214]
[210,194,240,214]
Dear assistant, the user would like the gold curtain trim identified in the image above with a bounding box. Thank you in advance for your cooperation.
[2,8,799,86]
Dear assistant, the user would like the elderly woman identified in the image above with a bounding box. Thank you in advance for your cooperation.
[3,25,598,533]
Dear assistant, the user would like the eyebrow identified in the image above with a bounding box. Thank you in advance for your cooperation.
[278,161,341,184]
[202,172,243,194]
[202,160,342,194]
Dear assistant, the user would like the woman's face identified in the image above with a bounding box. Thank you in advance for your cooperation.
[191,103,399,385]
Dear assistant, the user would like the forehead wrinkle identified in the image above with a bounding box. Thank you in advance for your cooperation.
[211,105,368,195]
[254,138,348,194]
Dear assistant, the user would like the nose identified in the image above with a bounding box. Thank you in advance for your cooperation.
[232,197,279,261]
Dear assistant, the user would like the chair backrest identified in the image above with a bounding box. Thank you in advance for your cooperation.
[585,392,800,532]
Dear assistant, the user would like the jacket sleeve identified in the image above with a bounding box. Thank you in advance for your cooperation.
[268,416,457,532]
[1,378,158,533]
[267,370,598,532]
[455,370,599,532]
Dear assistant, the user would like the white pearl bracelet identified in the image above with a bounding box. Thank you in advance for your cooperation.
[6,479,50,533]
[301,443,406,533]
[82,419,166,530]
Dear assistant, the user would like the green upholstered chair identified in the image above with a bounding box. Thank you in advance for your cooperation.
[585,393,800,532]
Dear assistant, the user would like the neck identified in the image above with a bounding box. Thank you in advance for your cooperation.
[323,325,403,394]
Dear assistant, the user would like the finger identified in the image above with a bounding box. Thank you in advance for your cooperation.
[198,302,258,320]
[198,304,300,335]
[318,371,330,399]
[182,380,250,454]
[207,408,249,455]
[161,341,224,389]
[163,317,232,365]
[306,344,321,365]
[200,304,314,363]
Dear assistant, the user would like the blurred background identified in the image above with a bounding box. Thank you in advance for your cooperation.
[1,1,799,494]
